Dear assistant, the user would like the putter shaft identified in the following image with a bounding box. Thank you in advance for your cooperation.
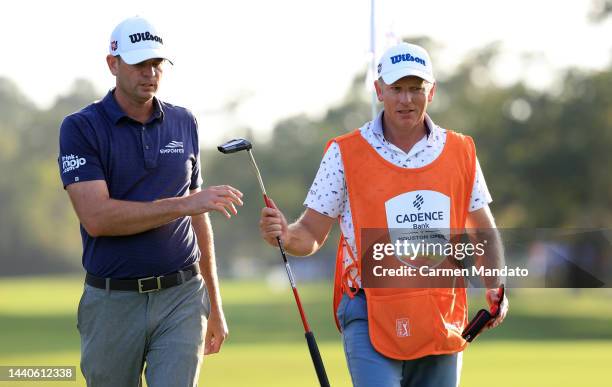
[247,150,267,196]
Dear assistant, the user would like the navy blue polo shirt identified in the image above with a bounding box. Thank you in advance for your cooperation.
[58,89,203,278]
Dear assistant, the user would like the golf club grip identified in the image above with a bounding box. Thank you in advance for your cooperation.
[263,194,272,208]
[305,331,330,387]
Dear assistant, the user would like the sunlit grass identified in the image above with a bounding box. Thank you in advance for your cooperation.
[1,277,610,386]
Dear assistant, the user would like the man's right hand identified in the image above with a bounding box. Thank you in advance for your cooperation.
[185,185,243,218]
[259,198,288,246]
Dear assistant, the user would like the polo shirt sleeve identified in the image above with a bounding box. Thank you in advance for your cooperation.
[189,113,203,190]
[58,115,106,189]
[303,142,346,218]
[468,157,493,212]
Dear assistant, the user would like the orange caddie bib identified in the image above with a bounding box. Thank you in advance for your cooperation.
[331,129,477,360]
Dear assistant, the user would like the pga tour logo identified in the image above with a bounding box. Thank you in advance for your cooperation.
[61,154,86,174]
[396,318,411,337]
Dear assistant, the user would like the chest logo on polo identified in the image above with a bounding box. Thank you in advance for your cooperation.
[160,141,184,154]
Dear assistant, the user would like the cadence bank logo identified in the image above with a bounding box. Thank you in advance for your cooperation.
[61,154,86,174]
[413,194,424,211]
[160,140,184,154]
[385,190,451,265]
[396,318,410,337]
[386,190,450,230]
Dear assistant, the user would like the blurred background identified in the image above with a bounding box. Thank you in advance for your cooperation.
[0,0,611,386]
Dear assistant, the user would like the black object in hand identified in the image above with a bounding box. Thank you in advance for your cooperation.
[462,285,505,342]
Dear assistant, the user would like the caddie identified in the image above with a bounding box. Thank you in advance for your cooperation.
[259,42,508,387]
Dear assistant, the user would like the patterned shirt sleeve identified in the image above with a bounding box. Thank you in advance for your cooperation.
[303,142,346,218]
[469,157,493,212]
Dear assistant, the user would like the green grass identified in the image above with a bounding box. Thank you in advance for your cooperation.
[0,276,611,386]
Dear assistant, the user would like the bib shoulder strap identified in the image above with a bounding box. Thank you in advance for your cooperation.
[324,129,361,152]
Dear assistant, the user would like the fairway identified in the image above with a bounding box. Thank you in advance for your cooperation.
[1,276,611,386]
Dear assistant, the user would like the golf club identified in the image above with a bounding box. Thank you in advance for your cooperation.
[218,138,330,387]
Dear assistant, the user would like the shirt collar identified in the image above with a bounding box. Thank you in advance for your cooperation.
[372,110,438,144]
[101,88,164,125]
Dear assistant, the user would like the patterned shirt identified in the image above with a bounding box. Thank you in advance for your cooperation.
[304,111,492,285]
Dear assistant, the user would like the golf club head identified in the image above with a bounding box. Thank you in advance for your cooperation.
[217,138,252,154]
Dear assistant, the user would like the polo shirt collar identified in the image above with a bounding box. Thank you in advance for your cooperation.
[101,88,165,125]
[373,110,438,145]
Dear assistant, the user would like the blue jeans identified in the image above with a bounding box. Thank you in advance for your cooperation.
[336,292,462,387]
[77,274,210,387]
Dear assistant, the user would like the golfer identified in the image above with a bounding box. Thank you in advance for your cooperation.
[58,16,243,386]
[259,42,508,386]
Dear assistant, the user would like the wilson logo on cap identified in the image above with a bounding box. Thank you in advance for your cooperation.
[129,31,163,45]
[390,53,426,67]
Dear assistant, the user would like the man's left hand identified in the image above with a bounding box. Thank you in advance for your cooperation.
[485,287,508,329]
[204,307,228,355]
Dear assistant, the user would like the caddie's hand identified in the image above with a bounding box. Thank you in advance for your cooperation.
[259,197,288,246]
[485,287,508,329]
[204,307,228,355]
[187,185,243,218]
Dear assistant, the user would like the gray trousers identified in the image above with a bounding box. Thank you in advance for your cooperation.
[77,274,210,387]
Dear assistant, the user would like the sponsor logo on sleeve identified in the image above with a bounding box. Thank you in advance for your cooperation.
[61,154,86,174]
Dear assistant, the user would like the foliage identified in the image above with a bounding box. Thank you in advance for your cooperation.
[0,41,610,275]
